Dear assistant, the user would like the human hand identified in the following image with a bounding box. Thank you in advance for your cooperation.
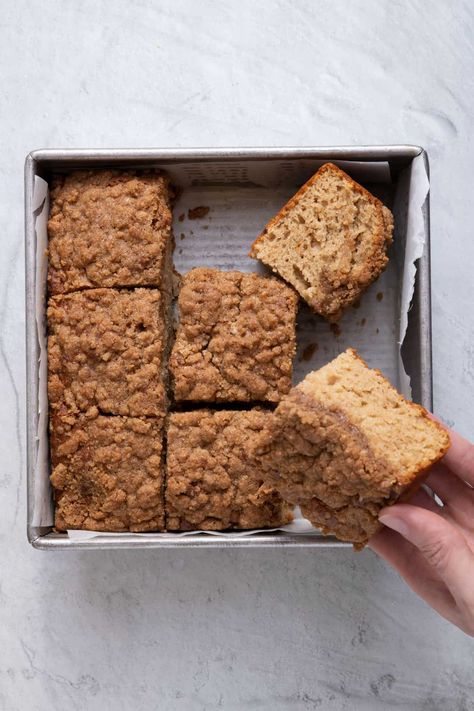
[369,425,474,636]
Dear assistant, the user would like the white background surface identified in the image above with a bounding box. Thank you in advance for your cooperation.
[1,1,473,709]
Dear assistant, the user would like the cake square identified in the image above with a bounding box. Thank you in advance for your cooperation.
[256,349,449,547]
[169,268,298,403]
[50,409,165,532]
[250,163,394,321]
[166,409,293,530]
[47,170,173,294]
[48,288,170,417]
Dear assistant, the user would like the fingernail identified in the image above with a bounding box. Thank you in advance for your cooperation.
[378,513,409,537]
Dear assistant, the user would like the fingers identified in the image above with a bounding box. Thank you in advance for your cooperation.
[407,487,440,514]
[439,428,474,487]
[378,504,474,635]
[408,476,474,544]
[369,518,441,581]
[368,527,462,629]
[426,464,474,532]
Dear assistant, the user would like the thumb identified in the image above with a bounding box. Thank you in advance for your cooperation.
[379,504,474,615]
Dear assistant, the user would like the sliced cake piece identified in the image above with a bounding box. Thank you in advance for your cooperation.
[48,170,173,294]
[256,349,450,547]
[50,408,165,532]
[250,163,393,321]
[48,287,171,418]
[169,268,298,403]
[166,409,293,530]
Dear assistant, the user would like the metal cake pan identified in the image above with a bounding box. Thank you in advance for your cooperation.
[25,145,431,550]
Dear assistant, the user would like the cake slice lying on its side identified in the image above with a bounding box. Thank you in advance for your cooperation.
[249,163,393,321]
[255,349,450,547]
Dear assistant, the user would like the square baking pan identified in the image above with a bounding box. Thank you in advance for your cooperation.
[25,145,431,550]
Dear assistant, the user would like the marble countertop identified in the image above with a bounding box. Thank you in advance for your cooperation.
[1,1,473,709]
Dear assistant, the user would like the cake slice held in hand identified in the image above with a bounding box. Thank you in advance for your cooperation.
[250,163,393,321]
[256,349,450,547]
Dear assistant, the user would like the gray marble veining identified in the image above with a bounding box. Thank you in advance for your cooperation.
[0,1,473,709]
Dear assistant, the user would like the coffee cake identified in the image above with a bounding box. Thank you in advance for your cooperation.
[250,163,393,321]
[169,268,298,403]
[48,288,170,417]
[50,407,165,532]
[256,349,449,547]
[166,409,293,530]
[48,170,173,294]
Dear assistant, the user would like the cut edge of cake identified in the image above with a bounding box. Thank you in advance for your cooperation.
[249,163,394,321]
[256,348,450,548]
[298,348,450,484]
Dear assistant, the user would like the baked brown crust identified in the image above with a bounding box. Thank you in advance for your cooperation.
[47,170,173,294]
[166,409,293,530]
[169,268,298,403]
[250,163,393,321]
[251,163,386,247]
[48,288,169,417]
[347,347,451,462]
[50,407,165,532]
